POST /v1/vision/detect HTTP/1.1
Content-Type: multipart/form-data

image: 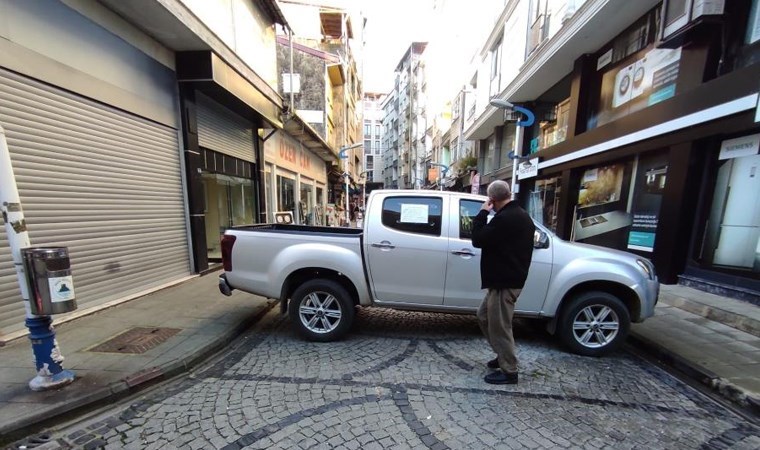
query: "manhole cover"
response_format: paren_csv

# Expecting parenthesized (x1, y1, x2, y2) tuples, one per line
(89, 327, 181, 354)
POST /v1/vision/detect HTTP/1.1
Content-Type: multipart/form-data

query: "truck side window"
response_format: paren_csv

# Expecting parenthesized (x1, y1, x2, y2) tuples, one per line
(381, 197, 442, 236)
(459, 199, 483, 240)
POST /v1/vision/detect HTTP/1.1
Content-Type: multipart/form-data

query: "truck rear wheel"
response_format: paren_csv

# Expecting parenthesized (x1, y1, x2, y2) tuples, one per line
(557, 291, 630, 357)
(288, 279, 355, 342)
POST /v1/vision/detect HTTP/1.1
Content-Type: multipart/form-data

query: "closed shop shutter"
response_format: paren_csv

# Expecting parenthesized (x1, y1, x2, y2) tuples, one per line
(0, 68, 190, 336)
(196, 92, 255, 162)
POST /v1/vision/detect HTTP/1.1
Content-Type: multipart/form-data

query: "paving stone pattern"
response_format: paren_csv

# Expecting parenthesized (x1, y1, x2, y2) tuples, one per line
(18, 309, 760, 449)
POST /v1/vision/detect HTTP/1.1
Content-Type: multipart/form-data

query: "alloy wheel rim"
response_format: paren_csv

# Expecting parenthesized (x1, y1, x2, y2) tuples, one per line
(298, 291, 342, 334)
(572, 305, 620, 348)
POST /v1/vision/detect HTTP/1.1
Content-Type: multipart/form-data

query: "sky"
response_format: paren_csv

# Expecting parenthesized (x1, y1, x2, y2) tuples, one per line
(359, 0, 435, 94)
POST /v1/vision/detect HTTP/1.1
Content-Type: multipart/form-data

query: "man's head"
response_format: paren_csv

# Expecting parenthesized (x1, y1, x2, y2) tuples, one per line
(487, 180, 512, 208)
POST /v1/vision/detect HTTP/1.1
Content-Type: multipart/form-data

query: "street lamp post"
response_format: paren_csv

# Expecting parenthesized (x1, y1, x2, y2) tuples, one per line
(429, 163, 450, 191)
(339, 143, 362, 226)
(488, 99, 535, 200)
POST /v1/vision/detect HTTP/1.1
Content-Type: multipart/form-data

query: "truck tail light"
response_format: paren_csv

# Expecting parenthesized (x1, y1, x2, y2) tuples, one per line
(221, 235, 236, 271)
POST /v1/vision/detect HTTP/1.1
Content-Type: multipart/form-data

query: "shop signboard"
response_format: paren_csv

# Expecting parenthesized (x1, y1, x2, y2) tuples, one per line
(517, 158, 539, 180)
(470, 172, 480, 194)
(719, 133, 760, 160)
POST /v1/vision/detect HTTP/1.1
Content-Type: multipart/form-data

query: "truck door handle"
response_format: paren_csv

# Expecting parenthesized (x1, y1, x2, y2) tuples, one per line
(371, 241, 395, 249)
(451, 249, 475, 257)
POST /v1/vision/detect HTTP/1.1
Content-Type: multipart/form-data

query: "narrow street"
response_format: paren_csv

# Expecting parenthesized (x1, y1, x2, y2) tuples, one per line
(16, 308, 760, 450)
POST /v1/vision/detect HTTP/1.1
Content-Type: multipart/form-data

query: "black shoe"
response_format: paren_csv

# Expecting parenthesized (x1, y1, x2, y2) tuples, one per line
(487, 358, 499, 369)
(484, 371, 518, 385)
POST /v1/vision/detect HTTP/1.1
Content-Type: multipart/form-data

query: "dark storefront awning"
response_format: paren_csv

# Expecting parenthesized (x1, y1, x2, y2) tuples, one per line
(177, 51, 283, 130)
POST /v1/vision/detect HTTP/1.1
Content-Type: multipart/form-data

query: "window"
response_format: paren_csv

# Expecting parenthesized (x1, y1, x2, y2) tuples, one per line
(489, 38, 503, 97)
(381, 196, 442, 236)
(459, 199, 484, 240)
(527, 176, 561, 233)
(364, 123, 371, 137)
(375, 124, 381, 137)
(375, 140, 381, 154)
(364, 139, 371, 154)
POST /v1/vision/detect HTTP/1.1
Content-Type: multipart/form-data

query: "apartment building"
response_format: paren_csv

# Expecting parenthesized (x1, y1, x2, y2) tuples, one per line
(381, 42, 428, 189)
(363, 93, 385, 187)
(381, 91, 399, 189)
(463, 0, 760, 298)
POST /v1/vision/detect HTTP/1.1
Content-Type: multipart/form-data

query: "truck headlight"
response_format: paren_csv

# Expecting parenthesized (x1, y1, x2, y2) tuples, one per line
(636, 259, 655, 280)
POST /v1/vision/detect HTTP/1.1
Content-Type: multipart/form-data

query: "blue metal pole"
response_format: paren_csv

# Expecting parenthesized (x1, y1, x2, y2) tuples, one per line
(0, 123, 75, 391)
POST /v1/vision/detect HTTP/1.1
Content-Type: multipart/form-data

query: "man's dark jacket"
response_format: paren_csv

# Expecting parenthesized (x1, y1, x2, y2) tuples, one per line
(471, 201, 536, 289)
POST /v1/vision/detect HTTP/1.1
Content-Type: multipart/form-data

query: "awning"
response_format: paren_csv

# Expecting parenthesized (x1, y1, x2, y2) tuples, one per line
(282, 113, 340, 163)
(177, 51, 283, 130)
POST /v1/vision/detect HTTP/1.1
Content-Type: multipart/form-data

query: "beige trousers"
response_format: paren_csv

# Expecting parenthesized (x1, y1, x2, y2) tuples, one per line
(477, 288, 521, 374)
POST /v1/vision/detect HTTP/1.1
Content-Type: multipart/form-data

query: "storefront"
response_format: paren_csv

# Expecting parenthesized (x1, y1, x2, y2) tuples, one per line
(176, 50, 283, 272)
(195, 93, 257, 261)
(516, 1, 760, 298)
(0, 0, 190, 339)
(263, 131, 329, 225)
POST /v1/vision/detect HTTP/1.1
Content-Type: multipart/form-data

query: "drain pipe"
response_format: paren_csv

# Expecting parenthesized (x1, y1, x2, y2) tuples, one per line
(0, 123, 75, 391)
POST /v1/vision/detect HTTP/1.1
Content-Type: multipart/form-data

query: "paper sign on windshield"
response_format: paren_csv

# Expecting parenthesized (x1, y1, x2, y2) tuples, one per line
(400, 204, 429, 223)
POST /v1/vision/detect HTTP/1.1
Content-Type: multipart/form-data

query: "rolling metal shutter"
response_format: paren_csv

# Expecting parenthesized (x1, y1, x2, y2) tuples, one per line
(0, 68, 190, 336)
(196, 92, 255, 162)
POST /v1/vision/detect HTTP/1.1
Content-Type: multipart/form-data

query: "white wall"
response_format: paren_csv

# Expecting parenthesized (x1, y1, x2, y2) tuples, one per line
(179, 0, 278, 89)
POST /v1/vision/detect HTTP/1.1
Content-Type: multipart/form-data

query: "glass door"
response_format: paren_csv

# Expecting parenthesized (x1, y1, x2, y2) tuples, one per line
(203, 173, 255, 260)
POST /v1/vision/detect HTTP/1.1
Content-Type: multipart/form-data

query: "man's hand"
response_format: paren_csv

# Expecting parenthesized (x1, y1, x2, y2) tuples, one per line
(481, 199, 493, 212)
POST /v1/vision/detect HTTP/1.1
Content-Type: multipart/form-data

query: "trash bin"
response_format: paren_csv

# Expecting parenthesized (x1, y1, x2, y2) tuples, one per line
(22, 247, 77, 315)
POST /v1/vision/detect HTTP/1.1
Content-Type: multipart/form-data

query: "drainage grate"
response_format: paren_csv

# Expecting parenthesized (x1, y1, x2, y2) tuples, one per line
(88, 327, 181, 354)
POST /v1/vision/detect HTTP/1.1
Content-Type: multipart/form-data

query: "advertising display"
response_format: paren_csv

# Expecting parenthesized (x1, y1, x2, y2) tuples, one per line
(627, 153, 669, 252)
(595, 47, 682, 128)
(572, 163, 633, 248)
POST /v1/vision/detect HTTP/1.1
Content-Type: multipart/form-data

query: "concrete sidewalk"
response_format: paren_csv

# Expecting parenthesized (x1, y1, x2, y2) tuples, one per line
(0, 272, 273, 442)
(0, 277, 758, 443)
(630, 284, 760, 414)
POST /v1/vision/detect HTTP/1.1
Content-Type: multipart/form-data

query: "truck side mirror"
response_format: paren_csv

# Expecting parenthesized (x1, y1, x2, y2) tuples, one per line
(534, 230, 550, 249)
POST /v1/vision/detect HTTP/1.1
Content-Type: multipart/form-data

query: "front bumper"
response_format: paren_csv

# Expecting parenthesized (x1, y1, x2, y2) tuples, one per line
(639, 278, 660, 320)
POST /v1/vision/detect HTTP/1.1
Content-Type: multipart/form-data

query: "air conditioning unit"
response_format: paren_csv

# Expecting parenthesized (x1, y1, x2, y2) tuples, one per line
(659, 0, 725, 48)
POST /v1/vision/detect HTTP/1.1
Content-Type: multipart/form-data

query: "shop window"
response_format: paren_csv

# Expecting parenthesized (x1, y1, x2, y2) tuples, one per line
(626, 152, 669, 252)
(537, 99, 570, 151)
(315, 186, 325, 226)
(571, 162, 634, 249)
(527, 176, 561, 233)
(381, 196, 442, 236)
(203, 173, 255, 260)
(300, 182, 314, 225)
(277, 175, 296, 219)
(500, 124, 515, 168)
(484, 135, 495, 175)
(570, 154, 669, 253)
(701, 150, 760, 273)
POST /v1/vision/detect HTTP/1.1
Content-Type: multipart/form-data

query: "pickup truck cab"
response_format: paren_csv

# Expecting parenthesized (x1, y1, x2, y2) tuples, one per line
(220, 190, 659, 356)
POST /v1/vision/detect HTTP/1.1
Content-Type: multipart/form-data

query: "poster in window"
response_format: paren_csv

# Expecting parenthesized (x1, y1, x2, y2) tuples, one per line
(573, 163, 633, 249)
(596, 47, 682, 128)
(627, 153, 669, 252)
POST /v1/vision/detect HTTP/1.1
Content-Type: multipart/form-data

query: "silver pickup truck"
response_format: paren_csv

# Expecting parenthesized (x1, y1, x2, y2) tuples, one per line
(219, 190, 659, 356)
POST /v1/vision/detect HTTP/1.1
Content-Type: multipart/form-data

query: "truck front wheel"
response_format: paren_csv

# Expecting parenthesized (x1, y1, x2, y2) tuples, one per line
(557, 291, 630, 356)
(288, 279, 355, 342)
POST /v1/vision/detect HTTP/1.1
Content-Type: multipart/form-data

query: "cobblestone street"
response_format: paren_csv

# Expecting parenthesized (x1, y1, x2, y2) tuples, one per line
(22, 308, 760, 449)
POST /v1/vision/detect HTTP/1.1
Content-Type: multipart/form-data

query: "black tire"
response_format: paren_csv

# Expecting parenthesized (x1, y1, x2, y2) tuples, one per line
(288, 279, 355, 342)
(557, 291, 630, 357)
